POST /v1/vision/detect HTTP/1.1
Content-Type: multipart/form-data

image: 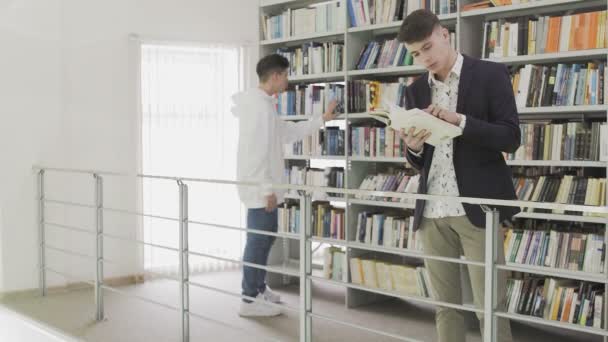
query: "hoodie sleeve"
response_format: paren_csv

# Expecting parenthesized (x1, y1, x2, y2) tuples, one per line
(277, 113, 324, 145)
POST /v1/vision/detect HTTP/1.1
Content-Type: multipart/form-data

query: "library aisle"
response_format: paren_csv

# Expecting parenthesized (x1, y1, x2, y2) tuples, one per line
(0, 270, 596, 342)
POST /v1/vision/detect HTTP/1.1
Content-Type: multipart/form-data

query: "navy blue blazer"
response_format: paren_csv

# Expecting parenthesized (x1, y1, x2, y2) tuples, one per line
(404, 55, 521, 230)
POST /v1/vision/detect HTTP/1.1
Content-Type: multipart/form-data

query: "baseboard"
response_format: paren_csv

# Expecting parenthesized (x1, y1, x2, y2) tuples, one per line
(0, 274, 145, 301)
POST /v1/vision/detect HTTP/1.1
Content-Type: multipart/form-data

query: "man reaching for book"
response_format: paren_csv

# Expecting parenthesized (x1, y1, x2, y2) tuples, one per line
(397, 9, 521, 342)
(232, 54, 338, 317)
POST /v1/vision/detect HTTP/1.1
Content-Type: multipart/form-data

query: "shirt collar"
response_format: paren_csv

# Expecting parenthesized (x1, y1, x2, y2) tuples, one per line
(428, 53, 463, 87)
(254, 86, 277, 103)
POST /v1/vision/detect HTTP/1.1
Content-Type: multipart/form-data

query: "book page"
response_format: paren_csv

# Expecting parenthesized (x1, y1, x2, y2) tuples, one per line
(370, 103, 462, 146)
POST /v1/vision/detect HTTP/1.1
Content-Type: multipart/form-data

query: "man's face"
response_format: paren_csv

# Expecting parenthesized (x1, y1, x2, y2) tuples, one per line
(404, 26, 451, 75)
(272, 70, 289, 93)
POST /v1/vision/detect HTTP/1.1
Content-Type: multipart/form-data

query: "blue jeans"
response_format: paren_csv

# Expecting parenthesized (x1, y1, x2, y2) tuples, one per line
(242, 207, 277, 302)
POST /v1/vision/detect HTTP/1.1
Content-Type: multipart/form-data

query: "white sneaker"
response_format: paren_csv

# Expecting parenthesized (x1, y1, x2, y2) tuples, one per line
(238, 297, 281, 317)
(262, 286, 281, 303)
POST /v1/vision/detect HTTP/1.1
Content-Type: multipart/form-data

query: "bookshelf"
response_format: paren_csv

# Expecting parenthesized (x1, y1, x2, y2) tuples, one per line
(259, 0, 608, 338)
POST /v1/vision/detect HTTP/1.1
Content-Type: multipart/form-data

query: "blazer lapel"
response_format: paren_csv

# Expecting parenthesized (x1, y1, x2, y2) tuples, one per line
(418, 72, 432, 109)
(456, 55, 474, 114)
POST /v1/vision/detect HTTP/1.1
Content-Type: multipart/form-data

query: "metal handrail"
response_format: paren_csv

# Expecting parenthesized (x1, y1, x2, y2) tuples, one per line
(33, 165, 608, 342)
(32, 165, 608, 215)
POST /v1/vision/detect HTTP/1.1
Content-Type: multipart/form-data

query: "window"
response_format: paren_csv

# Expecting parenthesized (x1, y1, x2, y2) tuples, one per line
(140, 43, 245, 275)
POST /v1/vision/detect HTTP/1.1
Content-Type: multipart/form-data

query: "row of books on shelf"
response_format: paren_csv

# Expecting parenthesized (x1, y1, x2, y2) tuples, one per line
(280, 61, 605, 112)
(285, 166, 345, 197)
(506, 276, 604, 328)
(506, 122, 607, 162)
(348, 0, 456, 28)
(278, 204, 302, 234)
(350, 125, 407, 158)
(356, 38, 412, 70)
(512, 175, 607, 214)
(313, 203, 346, 239)
(347, 78, 415, 113)
(322, 247, 347, 281)
(284, 119, 606, 162)
(355, 213, 421, 250)
(276, 42, 344, 77)
(262, 2, 345, 40)
(356, 171, 420, 203)
(277, 201, 346, 239)
(285, 127, 346, 156)
(504, 225, 605, 274)
(482, 10, 608, 59)
(512, 62, 606, 108)
(278, 83, 345, 116)
(355, 33, 454, 70)
(350, 257, 432, 297)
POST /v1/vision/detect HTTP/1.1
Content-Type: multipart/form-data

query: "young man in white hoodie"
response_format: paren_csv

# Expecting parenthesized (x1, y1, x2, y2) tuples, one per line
(232, 54, 338, 317)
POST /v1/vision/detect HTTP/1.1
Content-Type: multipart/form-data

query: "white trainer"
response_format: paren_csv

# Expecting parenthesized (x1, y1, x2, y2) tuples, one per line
(238, 296, 281, 317)
(262, 286, 281, 303)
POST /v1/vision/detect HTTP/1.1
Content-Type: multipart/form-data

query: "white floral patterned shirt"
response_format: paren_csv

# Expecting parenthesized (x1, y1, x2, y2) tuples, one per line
(423, 53, 466, 218)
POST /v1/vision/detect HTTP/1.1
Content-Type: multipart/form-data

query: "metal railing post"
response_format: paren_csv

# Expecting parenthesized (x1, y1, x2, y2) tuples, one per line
(484, 208, 500, 342)
(299, 192, 313, 342)
(178, 180, 190, 342)
(94, 174, 105, 321)
(38, 169, 46, 297)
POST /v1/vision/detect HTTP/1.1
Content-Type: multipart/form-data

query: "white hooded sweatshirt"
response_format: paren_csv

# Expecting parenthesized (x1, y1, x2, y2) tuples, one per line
(231, 87, 324, 209)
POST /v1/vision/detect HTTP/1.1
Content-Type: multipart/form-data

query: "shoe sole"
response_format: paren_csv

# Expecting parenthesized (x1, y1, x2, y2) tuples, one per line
(263, 296, 281, 304)
(238, 312, 282, 318)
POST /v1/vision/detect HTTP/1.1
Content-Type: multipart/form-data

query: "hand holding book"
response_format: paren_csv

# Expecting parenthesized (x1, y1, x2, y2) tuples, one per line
(370, 103, 463, 147)
(424, 104, 462, 127)
(399, 127, 431, 153)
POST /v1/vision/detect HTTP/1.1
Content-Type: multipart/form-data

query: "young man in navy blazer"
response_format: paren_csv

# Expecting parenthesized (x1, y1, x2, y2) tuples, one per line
(398, 9, 520, 342)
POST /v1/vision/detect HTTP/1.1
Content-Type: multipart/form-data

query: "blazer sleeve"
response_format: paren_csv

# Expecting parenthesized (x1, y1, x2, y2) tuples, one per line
(461, 64, 521, 154)
(406, 149, 424, 171)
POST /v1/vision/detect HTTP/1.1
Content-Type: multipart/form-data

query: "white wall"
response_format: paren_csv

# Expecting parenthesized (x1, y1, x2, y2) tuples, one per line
(0, 0, 68, 292)
(1, 0, 258, 292)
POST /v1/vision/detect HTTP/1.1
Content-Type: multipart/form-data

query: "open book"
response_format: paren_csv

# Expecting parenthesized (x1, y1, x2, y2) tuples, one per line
(370, 103, 462, 147)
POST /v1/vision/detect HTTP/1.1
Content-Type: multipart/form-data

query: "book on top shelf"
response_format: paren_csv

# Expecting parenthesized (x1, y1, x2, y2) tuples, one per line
(348, 0, 456, 28)
(370, 103, 462, 146)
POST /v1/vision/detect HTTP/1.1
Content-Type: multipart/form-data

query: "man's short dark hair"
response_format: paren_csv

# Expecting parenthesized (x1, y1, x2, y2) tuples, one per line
(256, 54, 290, 82)
(397, 9, 440, 44)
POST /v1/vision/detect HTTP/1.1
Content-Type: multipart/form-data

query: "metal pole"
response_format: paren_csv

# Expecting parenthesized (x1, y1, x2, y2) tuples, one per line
(38, 169, 46, 297)
(299, 193, 313, 342)
(94, 174, 104, 321)
(483, 209, 499, 342)
(178, 180, 190, 342)
(601, 31, 608, 342)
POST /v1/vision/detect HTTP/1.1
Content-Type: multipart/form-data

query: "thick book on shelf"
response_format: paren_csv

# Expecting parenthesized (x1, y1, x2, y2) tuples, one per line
(370, 104, 462, 146)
